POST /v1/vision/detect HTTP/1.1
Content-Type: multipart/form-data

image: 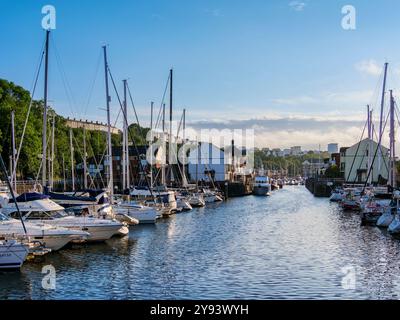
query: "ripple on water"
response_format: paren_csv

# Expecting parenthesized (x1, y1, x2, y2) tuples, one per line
(1, 186, 400, 299)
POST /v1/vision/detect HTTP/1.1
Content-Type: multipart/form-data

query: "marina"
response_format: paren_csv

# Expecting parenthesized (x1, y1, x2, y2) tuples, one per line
(3, 186, 400, 299)
(2, 1, 400, 304)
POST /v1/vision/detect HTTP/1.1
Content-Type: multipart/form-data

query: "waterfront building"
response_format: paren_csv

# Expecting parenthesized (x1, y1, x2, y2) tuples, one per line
(327, 143, 339, 154)
(290, 146, 302, 156)
(340, 138, 389, 183)
(302, 159, 328, 178)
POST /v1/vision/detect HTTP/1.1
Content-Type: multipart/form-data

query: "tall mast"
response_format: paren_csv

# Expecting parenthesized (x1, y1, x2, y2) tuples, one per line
(62, 154, 66, 192)
(103, 45, 114, 196)
(169, 69, 174, 184)
(42, 30, 50, 188)
(379, 63, 389, 140)
(70, 128, 75, 191)
(390, 90, 396, 187)
(83, 127, 88, 189)
(11, 110, 16, 192)
(378, 63, 389, 175)
(50, 114, 55, 190)
(182, 108, 186, 186)
(122, 80, 127, 191)
(161, 103, 166, 186)
(367, 105, 372, 185)
(150, 101, 154, 188)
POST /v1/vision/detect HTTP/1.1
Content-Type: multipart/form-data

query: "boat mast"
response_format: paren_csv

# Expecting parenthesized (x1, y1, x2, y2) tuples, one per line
(378, 63, 389, 175)
(150, 101, 154, 188)
(169, 69, 174, 185)
(83, 127, 88, 189)
(62, 154, 66, 192)
(69, 128, 75, 191)
(50, 114, 55, 190)
(122, 80, 127, 191)
(42, 30, 50, 188)
(182, 108, 186, 187)
(103, 45, 114, 196)
(367, 105, 372, 185)
(11, 110, 16, 192)
(161, 103, 166, 186)
(390, 90, 396, 188)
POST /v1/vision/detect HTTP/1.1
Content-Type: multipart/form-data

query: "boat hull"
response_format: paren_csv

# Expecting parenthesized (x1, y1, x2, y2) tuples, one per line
(0, 241, 29, 270)
(253, 186, 270, 196)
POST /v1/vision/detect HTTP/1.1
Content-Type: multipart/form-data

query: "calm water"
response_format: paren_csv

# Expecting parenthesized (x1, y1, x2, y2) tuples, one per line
(2, 186, 400, 300)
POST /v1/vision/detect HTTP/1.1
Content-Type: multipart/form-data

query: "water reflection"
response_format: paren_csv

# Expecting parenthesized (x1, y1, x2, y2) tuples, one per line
(2, 186, 400, 299)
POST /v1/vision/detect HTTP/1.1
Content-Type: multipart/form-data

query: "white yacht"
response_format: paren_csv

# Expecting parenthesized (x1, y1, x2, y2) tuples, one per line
(187, 193, 206, 207)
(0, 238, 29, 270)
(2, 192, 127, 242)
(202, 189, 223, 203)
(176, 196, 193, 212)
(0, 212, 88, 251)
(45, 189, 113, 218)
(113, 201, 160, 224)
(130, 187, 178, 214)
(252, 175, 271, 196)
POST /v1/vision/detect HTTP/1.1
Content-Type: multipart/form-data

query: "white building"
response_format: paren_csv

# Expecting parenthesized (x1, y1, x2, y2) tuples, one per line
(187, 142, 228, 182)
(327, 143, 339, 154)
(290, 146, 302, 156)
(341, 138, 389, 183)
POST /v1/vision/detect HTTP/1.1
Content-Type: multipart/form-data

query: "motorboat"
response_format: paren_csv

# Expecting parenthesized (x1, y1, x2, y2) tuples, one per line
(130, 187, 177, 214)
(360, 192, 393, 225)
(252, 175, 271, 196)
(202, 189, 223, 203)
(187, 193, 206, 207)
(2, 192, 126, 242)
(44, 188, 114, 218)
(329, 188, 344, 202)
(0, 238, 29, 270)
(113, 201, 160, 224)
(176, 196, 193, 212)
(0, 212, 88, 251)
(341, 189, 362, 211)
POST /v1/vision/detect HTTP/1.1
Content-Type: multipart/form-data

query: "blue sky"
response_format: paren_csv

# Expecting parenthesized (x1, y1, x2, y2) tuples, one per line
(1, 0, 400, 149)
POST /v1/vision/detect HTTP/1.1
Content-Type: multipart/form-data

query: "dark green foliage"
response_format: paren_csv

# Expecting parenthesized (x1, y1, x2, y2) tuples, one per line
(0, 79, 147, 180)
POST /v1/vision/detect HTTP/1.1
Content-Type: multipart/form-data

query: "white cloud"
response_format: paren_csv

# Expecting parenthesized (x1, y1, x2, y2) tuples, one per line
(289, 1, 306, 11)
(271, 90, 374, 110)
(187, 116, 367, 150)
(355, 59, 383, 76)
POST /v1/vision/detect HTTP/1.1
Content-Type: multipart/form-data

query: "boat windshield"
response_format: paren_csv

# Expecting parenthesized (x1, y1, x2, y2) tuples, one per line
(52, 210, 70, 218)
(0, 213, 9, 221)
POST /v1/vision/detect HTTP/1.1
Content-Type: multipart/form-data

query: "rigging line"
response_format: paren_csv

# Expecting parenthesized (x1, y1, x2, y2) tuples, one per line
(126, 82, 141, 128)
(363, 110, 391, 190)
(72, 134, 96, 188)
(346, 119, 368, 182)
(372, 125, 390, 177)
(155, 73, 171, 129)
(0, 155, 27, 234)
(176, 111, 184, 138)
(84, 50, 102, 116)
(108, 66, 157, 199)
(12, 45, 45, 184)
(86, 138, 106, 188)
(52, 35, 77, 118)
